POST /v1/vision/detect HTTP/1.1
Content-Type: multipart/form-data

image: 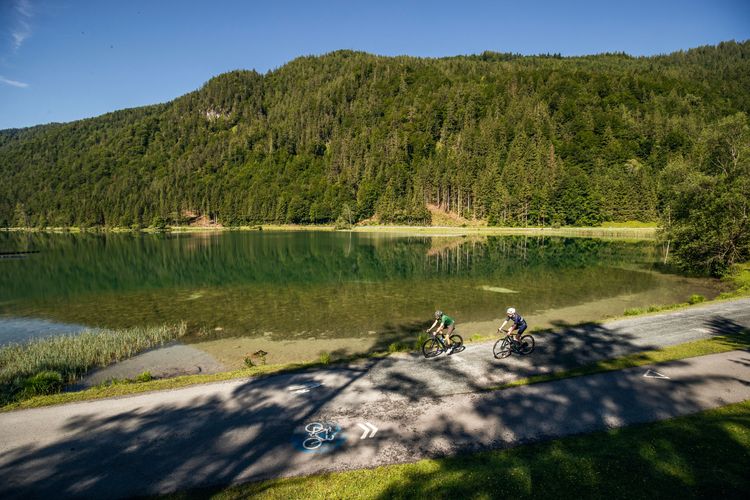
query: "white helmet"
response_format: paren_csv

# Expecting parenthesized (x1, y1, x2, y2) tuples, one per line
(506, 307, 516, 316)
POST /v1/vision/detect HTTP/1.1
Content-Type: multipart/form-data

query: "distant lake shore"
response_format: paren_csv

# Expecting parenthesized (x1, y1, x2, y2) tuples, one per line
(1, 223, 658, 240)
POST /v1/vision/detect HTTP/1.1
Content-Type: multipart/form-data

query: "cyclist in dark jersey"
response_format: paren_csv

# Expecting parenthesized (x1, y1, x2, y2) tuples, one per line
(426, 310, 457, 353)
(498, 307, 527, 342)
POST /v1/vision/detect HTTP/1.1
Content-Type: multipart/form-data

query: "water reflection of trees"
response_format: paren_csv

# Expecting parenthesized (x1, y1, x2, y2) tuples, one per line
(0, 232, 691, 341)
(1, 232, 656, 302)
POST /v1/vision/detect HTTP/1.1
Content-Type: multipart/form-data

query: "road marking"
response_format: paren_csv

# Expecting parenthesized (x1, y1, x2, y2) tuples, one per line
(288, 382, 323, 393)
(297, 421, 344, 453)
(357, 422, 378, 439)
(478, 285, 519, 293)
(643, 369, 670, 379)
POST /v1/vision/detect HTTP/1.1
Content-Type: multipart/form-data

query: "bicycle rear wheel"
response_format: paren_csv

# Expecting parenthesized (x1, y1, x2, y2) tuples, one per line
(422, 338, 442, 358)
(303, 437, 323, 450)
(518, 335, 535, 355)
(449, 334, 465, 353)
(493, 337, 511, 359)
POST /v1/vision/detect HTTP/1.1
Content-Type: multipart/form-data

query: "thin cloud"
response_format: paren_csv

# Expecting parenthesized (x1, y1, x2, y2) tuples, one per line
(15, 0, 32, 17)
(11, 0, 34, 51)
(0, 75, 29, 88)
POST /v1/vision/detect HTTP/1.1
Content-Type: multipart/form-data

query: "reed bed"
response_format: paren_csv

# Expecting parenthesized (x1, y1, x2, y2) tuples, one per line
(0, 322, 186, 403)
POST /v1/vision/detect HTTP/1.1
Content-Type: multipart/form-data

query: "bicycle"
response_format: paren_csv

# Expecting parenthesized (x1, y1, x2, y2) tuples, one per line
(422, 331, 464, 358)
(302, 421, 341, 450)
(493, 328, 535, 359)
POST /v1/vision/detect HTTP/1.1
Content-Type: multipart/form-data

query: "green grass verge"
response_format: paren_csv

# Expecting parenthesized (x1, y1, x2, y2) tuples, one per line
(485, 331, 749, 391)
(623, 293, 707, 316)
(167, 399, 750, 499)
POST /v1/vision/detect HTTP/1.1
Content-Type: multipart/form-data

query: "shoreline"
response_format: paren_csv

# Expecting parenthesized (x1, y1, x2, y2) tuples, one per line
(1, 223, 658, 240)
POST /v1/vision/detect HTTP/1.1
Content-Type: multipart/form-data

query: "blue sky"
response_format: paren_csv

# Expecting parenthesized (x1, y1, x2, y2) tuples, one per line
(0, 0, 748, 130)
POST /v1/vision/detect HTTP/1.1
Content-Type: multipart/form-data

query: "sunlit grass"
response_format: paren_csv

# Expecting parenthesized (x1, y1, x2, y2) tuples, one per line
(168, 400, 750, 499)
(600, 220, 658, 228)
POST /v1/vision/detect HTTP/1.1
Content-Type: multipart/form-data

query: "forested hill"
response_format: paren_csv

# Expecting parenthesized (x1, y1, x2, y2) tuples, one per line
(1, 40, 749, 229)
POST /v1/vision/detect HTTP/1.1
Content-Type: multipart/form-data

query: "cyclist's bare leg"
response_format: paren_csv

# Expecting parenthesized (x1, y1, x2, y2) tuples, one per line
(445, 324, 455, 346)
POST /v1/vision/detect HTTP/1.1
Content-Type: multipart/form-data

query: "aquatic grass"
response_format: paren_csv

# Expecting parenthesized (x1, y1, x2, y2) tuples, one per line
(0, 323, 186, 404)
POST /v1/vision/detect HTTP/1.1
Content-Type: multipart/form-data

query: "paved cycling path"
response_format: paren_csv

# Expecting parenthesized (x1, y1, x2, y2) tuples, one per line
(0, 299, 748, 498)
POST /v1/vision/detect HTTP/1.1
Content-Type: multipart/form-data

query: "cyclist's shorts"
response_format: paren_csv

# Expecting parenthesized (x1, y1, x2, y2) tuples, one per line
(444, 324, 455, 335)
(517, 323, 527, 335)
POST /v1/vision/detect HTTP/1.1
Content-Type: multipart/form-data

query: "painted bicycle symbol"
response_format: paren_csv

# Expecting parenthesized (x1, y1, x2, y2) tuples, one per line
(302, 421, 341, 450)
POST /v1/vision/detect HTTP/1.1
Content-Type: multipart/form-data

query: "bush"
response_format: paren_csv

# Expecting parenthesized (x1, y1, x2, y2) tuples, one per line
(688, 294, 706, 305)
(22, 371, 63, 397)
(414, 333, 430, 349)
(388, 342, 410, 353)
(319, 352, 331, 365)
(134, 371, 153, 383)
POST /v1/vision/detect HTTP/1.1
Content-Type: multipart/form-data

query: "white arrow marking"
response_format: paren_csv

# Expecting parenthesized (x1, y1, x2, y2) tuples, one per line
(643, 369, 670, 379)
(287, 382, 323, 393)
(357, 422, 378, 439)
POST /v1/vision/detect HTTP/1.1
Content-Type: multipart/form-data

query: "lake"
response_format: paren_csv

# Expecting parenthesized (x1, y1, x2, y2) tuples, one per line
(0, 230, 724, 367)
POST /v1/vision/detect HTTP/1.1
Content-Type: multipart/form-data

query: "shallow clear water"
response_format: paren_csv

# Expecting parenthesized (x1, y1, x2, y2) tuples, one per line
(0, 231, 723, 347)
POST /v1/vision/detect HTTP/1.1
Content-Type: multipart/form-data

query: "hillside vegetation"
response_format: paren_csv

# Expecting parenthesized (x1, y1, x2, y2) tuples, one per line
(1, 41, 748, 272)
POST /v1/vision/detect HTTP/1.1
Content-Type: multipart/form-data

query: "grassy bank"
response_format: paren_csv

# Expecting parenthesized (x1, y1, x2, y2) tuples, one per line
(169, 399, 750, 499)
(0, 323, 186, 405)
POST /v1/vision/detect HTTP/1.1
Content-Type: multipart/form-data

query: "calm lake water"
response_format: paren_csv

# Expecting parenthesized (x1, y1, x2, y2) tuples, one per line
(0, 231, 724, 352)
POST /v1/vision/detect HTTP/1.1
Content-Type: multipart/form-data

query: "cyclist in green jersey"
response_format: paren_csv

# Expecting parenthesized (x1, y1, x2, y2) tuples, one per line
(426, 310, 457, 353)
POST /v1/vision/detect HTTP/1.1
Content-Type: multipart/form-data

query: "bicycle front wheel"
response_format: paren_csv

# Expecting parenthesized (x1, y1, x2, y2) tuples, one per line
(493, 337, 511, 359)
(422, 338, 442, 358)
(305, 422, 325, 434)
(518, 335, 535, 355)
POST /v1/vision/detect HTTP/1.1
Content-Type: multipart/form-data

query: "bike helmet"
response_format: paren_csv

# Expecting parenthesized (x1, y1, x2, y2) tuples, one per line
(434, 310, 443, 319)
(506, 307, 516, 316)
